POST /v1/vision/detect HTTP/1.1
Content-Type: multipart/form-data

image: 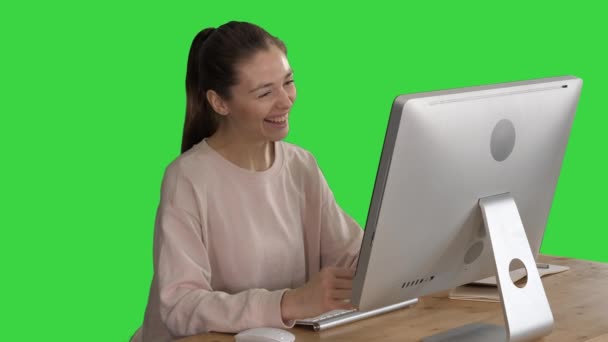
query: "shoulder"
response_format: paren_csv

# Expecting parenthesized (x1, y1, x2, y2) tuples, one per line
(166, 140, 220, 177)
(159, 142, 216, 199)
(279, 141, 327, 189)
(280, 140, 319, 169)
(280, 141, 334, 205)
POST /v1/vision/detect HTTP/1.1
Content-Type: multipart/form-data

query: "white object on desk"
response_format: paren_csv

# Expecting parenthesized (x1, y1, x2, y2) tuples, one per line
(471, 263, 570, 287)
(295, 297, 418, 331)
(450, 263, 571, 302)
(234, 327, 295, 342)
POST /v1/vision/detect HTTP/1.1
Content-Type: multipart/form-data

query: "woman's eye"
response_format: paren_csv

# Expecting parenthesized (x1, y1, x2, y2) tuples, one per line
(258, 81, 293, 98)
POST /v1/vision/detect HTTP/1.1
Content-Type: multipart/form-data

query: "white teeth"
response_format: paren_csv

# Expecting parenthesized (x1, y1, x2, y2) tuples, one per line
(266, 115, 287, 123)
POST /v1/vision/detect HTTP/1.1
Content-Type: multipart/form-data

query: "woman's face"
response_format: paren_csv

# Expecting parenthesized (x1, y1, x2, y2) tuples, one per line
(219, 45, 296, 142)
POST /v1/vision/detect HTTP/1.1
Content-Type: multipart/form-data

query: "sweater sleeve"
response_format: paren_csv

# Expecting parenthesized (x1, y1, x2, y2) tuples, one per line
(313, 160, 364, 270)
(154, 164, 295, 336)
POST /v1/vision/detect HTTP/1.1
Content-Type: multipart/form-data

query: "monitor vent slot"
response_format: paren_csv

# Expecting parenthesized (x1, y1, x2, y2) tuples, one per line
(401, 275, 435, 288)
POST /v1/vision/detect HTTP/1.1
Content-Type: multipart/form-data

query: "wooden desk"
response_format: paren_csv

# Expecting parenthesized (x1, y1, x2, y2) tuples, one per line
(176, 255, 608, 342)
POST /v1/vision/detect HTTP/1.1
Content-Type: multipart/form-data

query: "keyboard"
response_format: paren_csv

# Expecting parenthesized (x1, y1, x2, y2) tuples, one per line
(300, 308, 357, 323)
(295, 298, 419, 331)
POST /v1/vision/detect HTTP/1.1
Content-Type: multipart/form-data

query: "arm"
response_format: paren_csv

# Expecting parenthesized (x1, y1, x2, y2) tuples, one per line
(319, 192, 364, 269)
(154, 166, 294, 336)
(279, 157, 363, 319)
(311, 158, 364, 269)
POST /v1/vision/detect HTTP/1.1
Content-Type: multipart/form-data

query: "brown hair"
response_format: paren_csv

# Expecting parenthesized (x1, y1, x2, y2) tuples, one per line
(181, 21, 287, 153)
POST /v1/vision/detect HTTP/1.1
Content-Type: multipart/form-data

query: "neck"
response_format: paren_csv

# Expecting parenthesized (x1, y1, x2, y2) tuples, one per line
(206, 126, 275, 172)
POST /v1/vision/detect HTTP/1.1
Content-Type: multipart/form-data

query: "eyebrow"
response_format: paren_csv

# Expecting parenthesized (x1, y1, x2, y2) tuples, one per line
(248, 70, 294, 93)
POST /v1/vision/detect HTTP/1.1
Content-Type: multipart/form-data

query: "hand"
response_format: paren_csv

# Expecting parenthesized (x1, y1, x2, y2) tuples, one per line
(281, 267, 356, 321)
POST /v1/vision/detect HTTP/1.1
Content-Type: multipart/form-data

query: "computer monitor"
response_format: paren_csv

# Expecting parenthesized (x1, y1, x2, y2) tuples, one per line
(351, 76, 583, 341)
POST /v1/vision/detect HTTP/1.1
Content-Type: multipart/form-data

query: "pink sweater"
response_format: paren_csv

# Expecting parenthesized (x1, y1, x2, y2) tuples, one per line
(133, 139, 363, 341)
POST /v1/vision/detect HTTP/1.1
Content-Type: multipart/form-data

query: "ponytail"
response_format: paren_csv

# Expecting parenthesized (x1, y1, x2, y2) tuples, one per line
(181, 28, 218, 154)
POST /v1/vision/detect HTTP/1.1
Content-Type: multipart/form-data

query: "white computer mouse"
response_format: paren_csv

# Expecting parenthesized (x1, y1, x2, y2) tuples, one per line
(234, 327, 295, 342)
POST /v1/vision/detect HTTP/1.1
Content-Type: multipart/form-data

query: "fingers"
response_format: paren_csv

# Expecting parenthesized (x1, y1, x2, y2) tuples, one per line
(319, 271, 353, 290)
(331, 267, 356, 279)
(321, 293, 355, 312)
(332, 299, 357, 311)
(331, 289, 352, 300)
(333, 278, 353, 289)
(314, 267, 358, 313)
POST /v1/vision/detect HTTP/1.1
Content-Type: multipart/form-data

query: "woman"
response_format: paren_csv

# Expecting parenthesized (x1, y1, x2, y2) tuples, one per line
(132, 21, 363, 342)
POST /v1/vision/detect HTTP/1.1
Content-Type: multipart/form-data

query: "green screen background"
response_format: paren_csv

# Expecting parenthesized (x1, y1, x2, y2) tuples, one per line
(1, 1, 606, 341)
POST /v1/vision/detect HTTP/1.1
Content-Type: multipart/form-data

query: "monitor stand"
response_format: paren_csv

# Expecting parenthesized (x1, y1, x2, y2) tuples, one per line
(422, 193, 554, 342)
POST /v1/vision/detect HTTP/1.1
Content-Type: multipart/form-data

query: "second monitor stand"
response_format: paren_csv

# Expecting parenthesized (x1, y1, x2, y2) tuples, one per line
(423, 193, 554, 342)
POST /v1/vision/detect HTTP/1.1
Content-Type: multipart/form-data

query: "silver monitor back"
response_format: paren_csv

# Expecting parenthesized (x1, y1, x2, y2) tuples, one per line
(352, 76, 582, 311)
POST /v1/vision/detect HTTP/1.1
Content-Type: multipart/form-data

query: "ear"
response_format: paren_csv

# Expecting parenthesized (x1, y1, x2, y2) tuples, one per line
(206, 90, 230, 116)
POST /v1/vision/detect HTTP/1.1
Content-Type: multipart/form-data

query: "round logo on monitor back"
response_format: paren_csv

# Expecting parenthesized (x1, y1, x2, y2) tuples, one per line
(490, 119, 516, 162)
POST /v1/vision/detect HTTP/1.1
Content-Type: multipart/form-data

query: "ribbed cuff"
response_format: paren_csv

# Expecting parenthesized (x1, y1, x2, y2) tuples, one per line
(258, 289, 296, 329)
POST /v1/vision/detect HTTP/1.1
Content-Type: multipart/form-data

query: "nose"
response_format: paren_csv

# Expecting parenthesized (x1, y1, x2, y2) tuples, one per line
(276, 86, 294, 110)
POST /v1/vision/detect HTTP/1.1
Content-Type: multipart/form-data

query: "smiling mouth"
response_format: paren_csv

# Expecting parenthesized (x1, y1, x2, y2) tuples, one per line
(264, 114, 288, 124)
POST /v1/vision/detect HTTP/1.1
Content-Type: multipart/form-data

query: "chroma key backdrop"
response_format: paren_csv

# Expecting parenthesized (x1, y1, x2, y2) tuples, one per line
(1, 1, 606, 341)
